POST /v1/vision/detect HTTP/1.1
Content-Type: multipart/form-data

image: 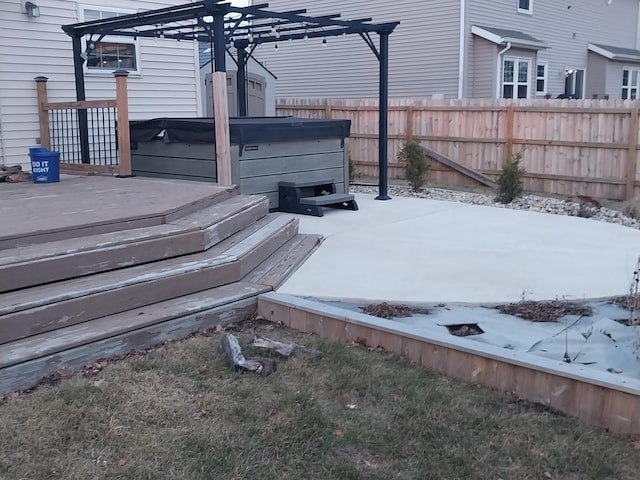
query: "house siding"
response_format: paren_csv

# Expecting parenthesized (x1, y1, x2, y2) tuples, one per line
(252, 0, 461, 99)
(0, 0, 199, 166)
(586, 51, 608, 98)
(470, 36, 497, 98)
(465, 0, 640, 98)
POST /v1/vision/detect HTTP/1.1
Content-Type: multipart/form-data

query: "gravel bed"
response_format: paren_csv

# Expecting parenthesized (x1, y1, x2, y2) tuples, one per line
(350, 184, 640, 230)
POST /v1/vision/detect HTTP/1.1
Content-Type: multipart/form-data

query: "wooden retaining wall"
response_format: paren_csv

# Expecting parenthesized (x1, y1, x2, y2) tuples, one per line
(276, 98, 640, 200)
(258, 292, 640, 436)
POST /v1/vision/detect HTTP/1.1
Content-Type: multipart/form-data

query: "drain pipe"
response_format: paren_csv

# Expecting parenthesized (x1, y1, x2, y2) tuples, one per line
(495, 41, 512, 98)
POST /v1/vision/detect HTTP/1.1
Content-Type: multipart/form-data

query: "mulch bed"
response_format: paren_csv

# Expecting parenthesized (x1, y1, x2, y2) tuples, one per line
(496, 300, 592, 322)
(361, 302, 429, 319)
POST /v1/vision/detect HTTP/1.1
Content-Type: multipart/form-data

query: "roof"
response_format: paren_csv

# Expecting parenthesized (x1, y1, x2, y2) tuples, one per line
(198, 43, 277, 78)
(588, 43, 640, 62)
(471, 25, 548, 50)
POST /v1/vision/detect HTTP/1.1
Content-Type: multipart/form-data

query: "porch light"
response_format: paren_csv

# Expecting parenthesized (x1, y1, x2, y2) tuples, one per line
(25, 1, 40, 18)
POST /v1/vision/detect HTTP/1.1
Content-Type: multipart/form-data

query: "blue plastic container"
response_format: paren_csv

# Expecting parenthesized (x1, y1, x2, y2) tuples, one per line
(30, 148, 60, 184)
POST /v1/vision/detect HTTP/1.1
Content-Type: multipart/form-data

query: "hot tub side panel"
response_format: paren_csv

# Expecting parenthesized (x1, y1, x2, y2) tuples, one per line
(131, 141, 221, 183)
(234, 138, 347, 209)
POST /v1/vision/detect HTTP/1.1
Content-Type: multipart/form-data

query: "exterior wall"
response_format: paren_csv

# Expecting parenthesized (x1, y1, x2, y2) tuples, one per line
(0, 0, 200, 166)
(251, 0, 461, 99)
(470, 36, 497, 98)
(586, 51, 608, 98)
(465, 0, 640, 98)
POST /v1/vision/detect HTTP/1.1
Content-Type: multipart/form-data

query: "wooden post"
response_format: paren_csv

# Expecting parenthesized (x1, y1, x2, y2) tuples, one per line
(505, 106, 515, 160)
(626, 108, 639, 199)
(212, 71, 232, 186)
(34, 76, 50, 149)
(406, 106, 414, 142)
(114, 70, 132, 177)
(325, 104, 332, 119)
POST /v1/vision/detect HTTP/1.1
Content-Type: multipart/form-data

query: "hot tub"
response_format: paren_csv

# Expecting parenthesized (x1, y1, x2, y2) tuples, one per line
(129, 117, 351, 209)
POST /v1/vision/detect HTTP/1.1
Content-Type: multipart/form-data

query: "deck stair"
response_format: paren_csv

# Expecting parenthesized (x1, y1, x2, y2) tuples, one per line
(0, 186, 321, 394)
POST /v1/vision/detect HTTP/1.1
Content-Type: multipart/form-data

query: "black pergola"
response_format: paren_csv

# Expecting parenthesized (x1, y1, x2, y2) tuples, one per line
(62, 0, 399, 199)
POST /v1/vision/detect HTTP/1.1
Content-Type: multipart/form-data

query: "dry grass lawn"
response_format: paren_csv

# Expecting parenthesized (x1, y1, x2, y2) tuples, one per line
(1, 320, 639, 480)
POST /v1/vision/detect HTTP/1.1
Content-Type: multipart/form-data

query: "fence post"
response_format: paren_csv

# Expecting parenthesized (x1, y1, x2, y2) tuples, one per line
(406, 106, 414, 142)
(325, 104, 332, 119)
(114, 70, 132, 177)
(505, 106, 515, 160)
(626, 108, 639, 199)
(34, 76, 50, 149)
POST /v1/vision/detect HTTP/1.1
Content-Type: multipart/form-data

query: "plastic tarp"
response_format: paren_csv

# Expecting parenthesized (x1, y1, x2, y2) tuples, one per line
(129, 117, 351, 146)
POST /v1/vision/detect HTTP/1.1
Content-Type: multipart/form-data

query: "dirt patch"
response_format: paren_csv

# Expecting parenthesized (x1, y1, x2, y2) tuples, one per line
(445, 323, 484, 337)
(361, 302, 429, 319)
(496, 300, 592, 322)
(610, 295, 640, 311)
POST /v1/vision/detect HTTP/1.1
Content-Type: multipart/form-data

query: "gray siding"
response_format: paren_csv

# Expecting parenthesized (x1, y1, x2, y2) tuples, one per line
(586, 51, 608, 98)
(252, 0, 461, 99)
(0, 0, 200, 167)
(470, 37, 497, 98)
(465, 0, 640, 98)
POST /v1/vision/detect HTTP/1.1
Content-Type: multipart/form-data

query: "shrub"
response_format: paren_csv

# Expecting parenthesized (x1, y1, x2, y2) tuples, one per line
(495, 153, 526, 204)
(348, 156, 357, 183)
(398, 141, 430, 192)
(622, 194, 640, 220)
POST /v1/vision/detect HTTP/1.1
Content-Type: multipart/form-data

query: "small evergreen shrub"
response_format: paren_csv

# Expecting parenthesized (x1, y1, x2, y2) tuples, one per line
(496, 153, 526, 204)
(398, 141, 430, 192)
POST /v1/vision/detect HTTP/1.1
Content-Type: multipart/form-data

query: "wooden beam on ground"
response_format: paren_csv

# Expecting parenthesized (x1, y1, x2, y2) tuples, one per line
(421, 146, 497, 189)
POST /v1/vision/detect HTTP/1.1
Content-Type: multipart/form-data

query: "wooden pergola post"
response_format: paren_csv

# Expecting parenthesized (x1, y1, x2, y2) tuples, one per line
(212, 14, 232, 186)
(114, 70, 132, 177)
(34, 76, 50, 149)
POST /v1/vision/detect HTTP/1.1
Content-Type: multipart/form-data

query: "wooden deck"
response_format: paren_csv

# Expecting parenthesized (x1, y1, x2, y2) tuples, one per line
(0, 175, 234, 248)
(0, 175, 322, 394)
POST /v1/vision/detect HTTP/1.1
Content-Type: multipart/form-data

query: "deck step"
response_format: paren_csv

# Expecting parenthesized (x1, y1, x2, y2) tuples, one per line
(242, 234, 323, 289)
(0, 184, 237, 250)
(0, 282, 267, 395)
(0, 195, 269, 293)
(0, 214, 299, 344)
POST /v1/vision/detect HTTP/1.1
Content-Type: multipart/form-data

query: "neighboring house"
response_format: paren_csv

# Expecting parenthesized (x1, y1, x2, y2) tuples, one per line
(198, 43, 277, 117)
(252, 0, 640, 100)
(0, 0, 202, 167)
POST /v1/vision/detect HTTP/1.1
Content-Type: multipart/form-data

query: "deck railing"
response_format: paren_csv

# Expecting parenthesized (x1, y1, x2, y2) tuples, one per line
(35, 72, 131, 176)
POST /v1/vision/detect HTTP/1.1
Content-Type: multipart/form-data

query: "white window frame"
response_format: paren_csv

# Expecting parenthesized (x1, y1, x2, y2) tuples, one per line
(501, 57, 532, 99)
(622, 66, 640, 100)
(79, 4, 142, 77)
(517, 0, 533, 15)
(535, 63, 548, 96)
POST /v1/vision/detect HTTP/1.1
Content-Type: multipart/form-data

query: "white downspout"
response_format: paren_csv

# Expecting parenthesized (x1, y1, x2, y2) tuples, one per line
(457, 0, 466, 98)
(636, 0, 640, 49)
(495, 41, 512, 98)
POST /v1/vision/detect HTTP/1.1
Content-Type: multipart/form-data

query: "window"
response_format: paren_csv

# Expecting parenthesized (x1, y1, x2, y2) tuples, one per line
(622, 67, 639, 100)
(518, 0, 532, 14)
(81, 6, 140, 74)
(502, 58, 531, 99)
(535, 63, 547, 96)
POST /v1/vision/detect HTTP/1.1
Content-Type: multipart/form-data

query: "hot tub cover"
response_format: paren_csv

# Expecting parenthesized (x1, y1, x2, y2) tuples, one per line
(129, 117, 351, 145)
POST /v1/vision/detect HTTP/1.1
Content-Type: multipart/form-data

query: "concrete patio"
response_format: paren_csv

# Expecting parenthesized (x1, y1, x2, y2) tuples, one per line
(277, 193, 640, 304)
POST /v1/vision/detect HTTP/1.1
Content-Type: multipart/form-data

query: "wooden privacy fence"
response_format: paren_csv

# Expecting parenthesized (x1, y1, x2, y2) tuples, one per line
(276, 98, 640, 200)
(35, 72, 131, 176)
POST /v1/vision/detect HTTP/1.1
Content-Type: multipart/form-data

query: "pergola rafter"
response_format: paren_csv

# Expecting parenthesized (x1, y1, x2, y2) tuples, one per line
(62, 0, 399, 198)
